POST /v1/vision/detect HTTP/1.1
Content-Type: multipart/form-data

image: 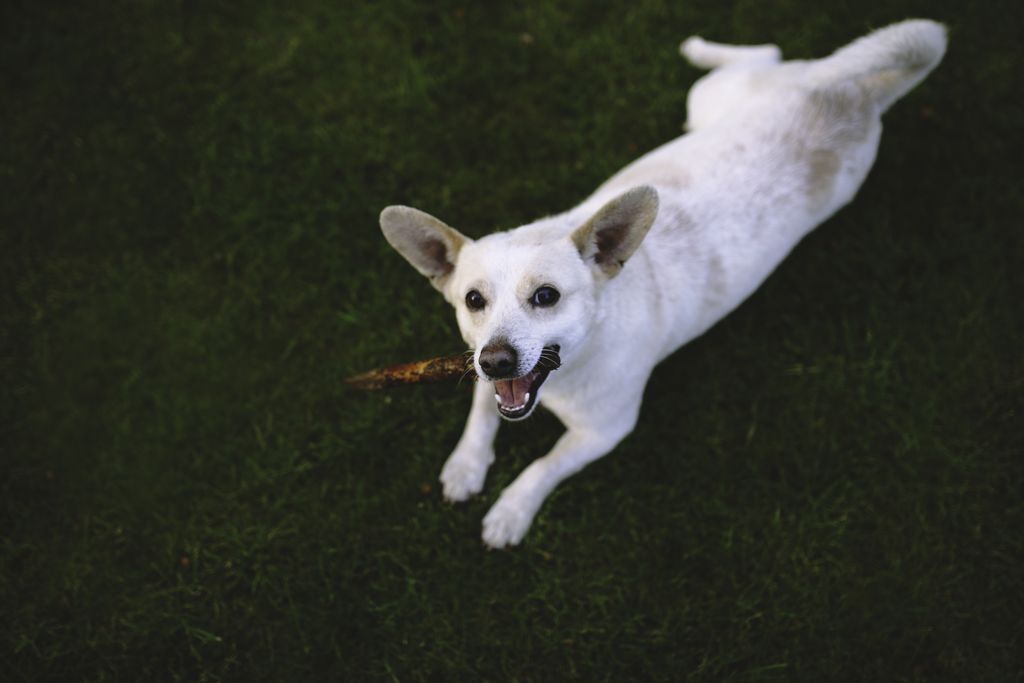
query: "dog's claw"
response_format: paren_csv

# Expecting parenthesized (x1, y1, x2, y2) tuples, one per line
(481, 496, 536, 548)
(439, 457, 489, 502)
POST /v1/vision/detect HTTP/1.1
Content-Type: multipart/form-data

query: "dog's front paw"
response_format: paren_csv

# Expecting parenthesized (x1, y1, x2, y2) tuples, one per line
(439, 453, 491, 502)
(481, 494, 539, 549)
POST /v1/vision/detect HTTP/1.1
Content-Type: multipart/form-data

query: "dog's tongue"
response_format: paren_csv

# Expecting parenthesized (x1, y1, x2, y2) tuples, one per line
(495, 374, 533, 407)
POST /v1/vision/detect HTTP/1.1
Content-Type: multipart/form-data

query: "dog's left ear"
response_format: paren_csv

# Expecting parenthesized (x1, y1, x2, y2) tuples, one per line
(380, 205, 470, 292)
(571, 185, 659, 277)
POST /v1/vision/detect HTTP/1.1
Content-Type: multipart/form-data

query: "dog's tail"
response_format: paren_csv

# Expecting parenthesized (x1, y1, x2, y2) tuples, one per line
(810, 19, 947, 112)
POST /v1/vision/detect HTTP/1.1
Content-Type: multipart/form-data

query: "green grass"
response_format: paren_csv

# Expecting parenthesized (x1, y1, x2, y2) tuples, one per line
(3, 0, 1022, 680)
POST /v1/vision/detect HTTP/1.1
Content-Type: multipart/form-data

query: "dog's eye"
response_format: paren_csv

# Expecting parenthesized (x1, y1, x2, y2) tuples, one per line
(465, 289, 487, 311)
(530, 286, 560, 308)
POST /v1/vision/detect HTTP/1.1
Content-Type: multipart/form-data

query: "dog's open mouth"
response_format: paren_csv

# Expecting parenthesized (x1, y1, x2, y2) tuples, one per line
(492, 345, 561, 420)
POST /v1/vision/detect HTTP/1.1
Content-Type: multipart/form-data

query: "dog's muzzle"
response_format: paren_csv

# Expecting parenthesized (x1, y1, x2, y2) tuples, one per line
(488, 345, 561, 420)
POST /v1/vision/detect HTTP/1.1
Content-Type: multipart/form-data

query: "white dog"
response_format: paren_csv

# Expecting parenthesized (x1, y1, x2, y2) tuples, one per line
(380, 20, 946, 548)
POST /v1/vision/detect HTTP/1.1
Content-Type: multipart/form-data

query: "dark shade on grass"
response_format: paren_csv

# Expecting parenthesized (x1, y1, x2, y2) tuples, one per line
(3, 0, 1022, 680)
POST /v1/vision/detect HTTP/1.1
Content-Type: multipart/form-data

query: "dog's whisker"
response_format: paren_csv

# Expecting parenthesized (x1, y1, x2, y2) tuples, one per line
(538, 347, 562, 371)
(454, 349, 477, 388)
(456, 361, 478, 388)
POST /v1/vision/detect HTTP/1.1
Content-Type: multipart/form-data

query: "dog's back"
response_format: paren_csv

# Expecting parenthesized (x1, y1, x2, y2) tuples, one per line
(587, 20, 948, 356)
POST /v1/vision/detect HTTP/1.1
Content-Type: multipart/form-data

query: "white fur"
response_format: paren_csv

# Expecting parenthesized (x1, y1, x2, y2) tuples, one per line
(380, 20, 946, 548)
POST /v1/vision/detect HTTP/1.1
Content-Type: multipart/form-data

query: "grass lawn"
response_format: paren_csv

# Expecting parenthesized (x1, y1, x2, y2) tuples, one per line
(3, 0, 1022, 680)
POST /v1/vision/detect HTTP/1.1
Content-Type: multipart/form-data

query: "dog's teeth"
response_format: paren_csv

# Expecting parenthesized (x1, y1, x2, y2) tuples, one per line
(496, 390, 535, 413)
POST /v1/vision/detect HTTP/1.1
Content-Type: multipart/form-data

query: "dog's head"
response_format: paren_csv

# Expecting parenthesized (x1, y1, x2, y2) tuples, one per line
(380, 185, 658, 420)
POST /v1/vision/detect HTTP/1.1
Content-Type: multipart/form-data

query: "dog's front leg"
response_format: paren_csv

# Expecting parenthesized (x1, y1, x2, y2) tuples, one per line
(481, 422, 632, 548)
(440, 379, 500, 501)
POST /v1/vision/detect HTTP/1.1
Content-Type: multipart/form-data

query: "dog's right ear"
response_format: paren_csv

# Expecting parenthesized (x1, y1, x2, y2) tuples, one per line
(380, 206, 470, 292)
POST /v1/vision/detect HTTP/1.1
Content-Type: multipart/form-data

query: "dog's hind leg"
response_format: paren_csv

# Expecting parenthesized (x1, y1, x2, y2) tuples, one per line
(680, 37, 783, 131)
(680, 36, 781, 70)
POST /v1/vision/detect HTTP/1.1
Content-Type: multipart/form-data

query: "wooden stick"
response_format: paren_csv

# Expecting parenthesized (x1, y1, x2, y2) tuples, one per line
(345, 353, 474, 390)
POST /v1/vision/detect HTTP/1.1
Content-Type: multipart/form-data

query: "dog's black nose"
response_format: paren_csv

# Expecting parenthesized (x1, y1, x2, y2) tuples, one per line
(479, 341, 518, 379)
